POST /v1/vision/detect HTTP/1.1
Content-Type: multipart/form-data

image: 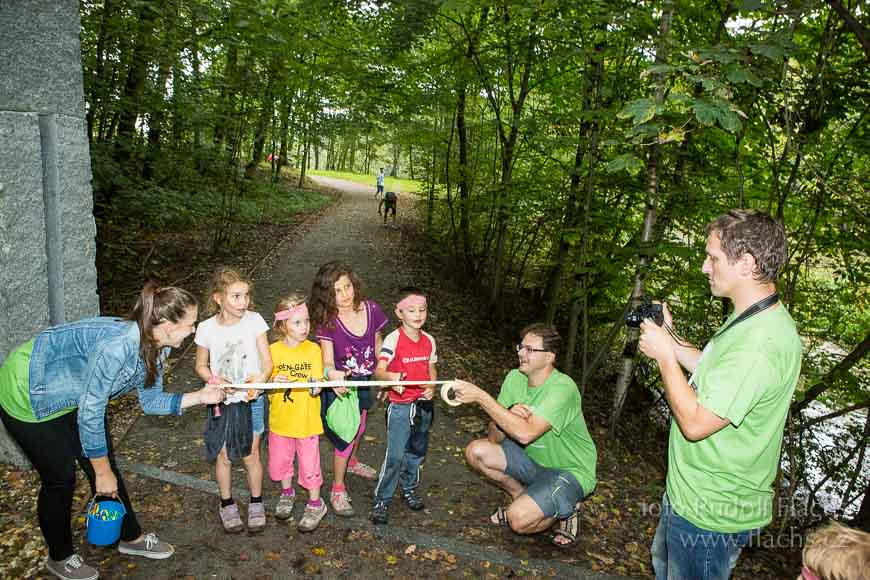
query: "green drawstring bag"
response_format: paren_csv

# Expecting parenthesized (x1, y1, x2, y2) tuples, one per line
(326, 389, 360, 443)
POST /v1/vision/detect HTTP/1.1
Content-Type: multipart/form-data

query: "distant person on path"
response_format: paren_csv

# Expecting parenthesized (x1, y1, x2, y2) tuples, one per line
(267, 293, 328, 533)
(382, 190, 398, 227)
(451, 323, 597, 549)
(371, 286, 438, 525)
(376, 168, 385, 200)
(194, 267, 272, 534)
(0, 282, 225, 580)
(310, 261, 388, 517)
(638, 209, 802, 580)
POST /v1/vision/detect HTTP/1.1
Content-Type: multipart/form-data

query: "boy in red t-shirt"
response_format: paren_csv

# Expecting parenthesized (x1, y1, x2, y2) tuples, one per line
(371, 287, 438, 524)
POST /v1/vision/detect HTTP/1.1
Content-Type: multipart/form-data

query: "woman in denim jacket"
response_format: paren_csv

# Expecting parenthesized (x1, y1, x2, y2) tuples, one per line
(0, 283, 226, 580)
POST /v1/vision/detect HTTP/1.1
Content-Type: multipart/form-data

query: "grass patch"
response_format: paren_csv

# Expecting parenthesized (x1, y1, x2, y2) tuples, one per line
(308, 169, 424, 194)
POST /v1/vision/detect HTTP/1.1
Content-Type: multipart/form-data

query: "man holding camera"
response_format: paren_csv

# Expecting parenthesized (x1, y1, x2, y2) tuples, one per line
(451, 324, 597, 548)
(639, 209, 802, 579)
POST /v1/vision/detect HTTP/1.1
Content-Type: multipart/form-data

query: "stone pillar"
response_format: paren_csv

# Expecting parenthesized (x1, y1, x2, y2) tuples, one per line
(0, 0, 100, 468)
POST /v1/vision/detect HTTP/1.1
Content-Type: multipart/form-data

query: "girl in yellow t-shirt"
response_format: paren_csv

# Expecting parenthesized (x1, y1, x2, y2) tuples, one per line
(269, 294, 326, 532)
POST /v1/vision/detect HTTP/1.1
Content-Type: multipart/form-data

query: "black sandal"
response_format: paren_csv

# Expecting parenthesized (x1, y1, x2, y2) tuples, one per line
(551, 507, 580, 549)
(489, 506, 509, 527)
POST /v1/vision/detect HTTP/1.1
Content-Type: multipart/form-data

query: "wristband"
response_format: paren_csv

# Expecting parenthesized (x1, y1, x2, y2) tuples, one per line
(323, 367, 332, 380)
(207, 375, 221, 385)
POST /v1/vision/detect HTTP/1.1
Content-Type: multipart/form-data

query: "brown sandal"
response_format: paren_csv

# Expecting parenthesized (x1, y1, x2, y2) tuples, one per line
(551, 507, 580, 549)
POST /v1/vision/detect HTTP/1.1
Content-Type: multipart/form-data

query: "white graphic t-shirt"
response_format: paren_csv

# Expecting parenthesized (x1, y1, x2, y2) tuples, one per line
(194, 311, 269, 384)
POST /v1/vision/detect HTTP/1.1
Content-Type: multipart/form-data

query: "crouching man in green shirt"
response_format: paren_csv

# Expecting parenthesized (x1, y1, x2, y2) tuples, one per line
(639, 209, 802, 580)
(451, 324, 597, 549)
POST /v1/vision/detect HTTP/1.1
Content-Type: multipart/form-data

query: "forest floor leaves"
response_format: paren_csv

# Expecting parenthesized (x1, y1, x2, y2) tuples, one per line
(0, 174, 801, 578)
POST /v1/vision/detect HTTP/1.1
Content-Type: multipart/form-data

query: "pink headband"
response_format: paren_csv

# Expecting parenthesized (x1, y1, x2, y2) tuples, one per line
(397, 295, 426, 310)
(274, 303, 308, 323)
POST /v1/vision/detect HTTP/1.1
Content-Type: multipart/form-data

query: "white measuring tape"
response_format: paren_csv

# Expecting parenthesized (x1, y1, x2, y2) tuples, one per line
(217, 380, 463, 407)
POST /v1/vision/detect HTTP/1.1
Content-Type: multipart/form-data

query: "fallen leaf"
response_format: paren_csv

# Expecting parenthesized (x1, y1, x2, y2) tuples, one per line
(587, 551, 615, 565)
(405, 545, 417, 555)
(312, 547, 326, 557)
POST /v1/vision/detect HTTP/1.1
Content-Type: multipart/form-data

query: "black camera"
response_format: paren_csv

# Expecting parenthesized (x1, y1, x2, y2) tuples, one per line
(625, 299, 664, 327)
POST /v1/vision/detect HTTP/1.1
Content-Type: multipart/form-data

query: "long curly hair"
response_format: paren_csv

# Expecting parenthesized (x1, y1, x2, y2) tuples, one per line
(309, 261, 365, 332)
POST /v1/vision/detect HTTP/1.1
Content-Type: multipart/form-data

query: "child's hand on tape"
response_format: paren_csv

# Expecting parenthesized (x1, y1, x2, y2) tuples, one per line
(392, 372, 406, 395)
(244, 376, 263, 401)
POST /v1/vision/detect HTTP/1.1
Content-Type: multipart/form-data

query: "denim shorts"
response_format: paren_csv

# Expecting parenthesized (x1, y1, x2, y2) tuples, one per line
(500, 438, 583, 519)
(250, 395, 265, 435)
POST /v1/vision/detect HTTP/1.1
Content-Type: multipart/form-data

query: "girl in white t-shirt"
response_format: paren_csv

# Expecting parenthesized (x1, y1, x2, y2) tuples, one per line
(194, 267, 272, 534)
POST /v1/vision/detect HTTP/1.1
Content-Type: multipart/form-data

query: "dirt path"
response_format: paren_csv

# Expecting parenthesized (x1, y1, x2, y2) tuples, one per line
(75, 177, 625, 579)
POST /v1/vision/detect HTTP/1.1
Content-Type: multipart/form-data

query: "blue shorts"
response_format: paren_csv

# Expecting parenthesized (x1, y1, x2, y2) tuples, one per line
(500, 438, 584, 519)
(251, 395, 265, 435)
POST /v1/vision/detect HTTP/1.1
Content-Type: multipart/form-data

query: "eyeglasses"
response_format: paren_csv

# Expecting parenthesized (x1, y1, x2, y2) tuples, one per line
(516, 343, 549, 353)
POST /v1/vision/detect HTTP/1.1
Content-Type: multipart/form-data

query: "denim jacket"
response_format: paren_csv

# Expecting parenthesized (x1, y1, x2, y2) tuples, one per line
(28, 317, 183, 457)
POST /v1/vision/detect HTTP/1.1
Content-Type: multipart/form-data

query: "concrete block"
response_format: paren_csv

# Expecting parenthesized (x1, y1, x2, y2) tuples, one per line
(0, 0, 86, 117)
(0, 112, 50, 359)
(0, 112, 48, 469)
(56, 114, 99, 321)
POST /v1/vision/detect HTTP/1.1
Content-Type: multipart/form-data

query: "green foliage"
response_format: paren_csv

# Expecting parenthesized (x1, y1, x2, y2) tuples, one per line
(90, 144, 327, 231)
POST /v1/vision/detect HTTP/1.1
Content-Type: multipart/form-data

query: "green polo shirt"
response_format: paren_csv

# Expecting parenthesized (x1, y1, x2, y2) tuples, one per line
(497, 369, 597, 495)
(667, 305, 802, 532)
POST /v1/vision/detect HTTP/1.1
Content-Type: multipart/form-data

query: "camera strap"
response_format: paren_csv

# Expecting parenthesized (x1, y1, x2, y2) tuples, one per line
(707, 292, 779, 345)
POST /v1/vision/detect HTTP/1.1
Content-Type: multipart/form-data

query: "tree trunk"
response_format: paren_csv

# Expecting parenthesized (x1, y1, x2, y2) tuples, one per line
(213, 40, 238, 151)
(115, 0, 160, 164)
(545, 135, 585, 326)
(610, 1, 673, 436)
(456, 82, 473, 270)
(298, 130, 309, 188)
(482, 8, 537, 318)
(246, 56, 279, 179)
(391, 142, 400, 177)
(144, 1, 177, 179)
(408, 144, 415, 180)
(86, 0, 114, 143)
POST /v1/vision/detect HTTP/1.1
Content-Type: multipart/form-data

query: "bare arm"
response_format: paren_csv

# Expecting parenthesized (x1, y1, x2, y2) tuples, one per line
(658, 357, 730, 441)
(640, 320, 730, 441)
(452, 380, 551, 445)
(250, 332, 272, 383)
(660, 302, 702, 373)
(320, 339, 349, 394)
(195, 345, 214, 382)
(674, 343, 703, 374)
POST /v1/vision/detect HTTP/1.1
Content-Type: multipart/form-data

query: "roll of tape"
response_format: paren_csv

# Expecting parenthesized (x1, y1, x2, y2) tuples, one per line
(441, 382, 462, 407)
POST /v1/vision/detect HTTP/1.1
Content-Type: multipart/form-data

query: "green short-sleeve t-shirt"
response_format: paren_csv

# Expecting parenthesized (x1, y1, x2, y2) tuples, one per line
(667, 305, 802, 533)
(497, 369, 597, 495)
(0, 340, 76, 422)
